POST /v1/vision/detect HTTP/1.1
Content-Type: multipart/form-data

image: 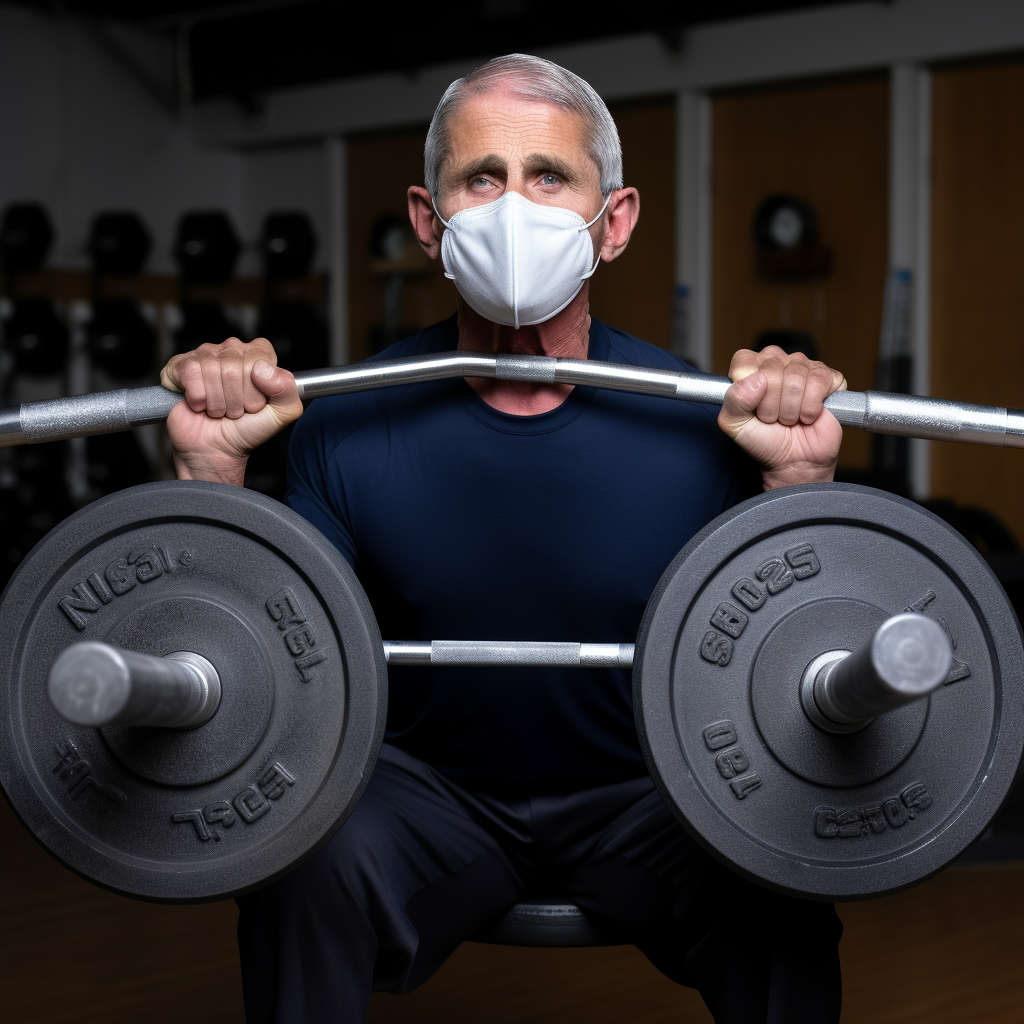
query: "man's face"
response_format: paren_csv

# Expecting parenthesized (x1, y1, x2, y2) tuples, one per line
(408, 85, 638, 277)
(436, 89, 607, 242)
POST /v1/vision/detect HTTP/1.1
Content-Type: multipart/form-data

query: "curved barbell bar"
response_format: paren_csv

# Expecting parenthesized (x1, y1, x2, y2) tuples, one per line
(2, 350, 1023, 449)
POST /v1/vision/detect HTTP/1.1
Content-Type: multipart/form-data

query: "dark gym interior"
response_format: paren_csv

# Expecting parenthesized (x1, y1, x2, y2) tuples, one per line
(3, 1, 1024, 1021)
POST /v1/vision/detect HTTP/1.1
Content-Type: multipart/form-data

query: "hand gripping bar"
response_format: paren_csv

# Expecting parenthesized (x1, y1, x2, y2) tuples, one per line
(2, 350, 1022, 449)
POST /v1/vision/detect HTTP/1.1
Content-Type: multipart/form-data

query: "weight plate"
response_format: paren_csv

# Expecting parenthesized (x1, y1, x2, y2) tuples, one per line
(0, 481, 387, 903)
(634, 483, 1024, 901)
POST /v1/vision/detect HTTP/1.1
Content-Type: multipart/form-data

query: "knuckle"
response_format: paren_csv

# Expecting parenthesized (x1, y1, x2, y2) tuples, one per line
(182, 360, 204, 384)
(220, 357, 243, 379)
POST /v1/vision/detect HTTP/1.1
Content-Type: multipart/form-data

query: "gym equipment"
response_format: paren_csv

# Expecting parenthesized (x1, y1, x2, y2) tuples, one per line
(473, 898, 623, 947)
(174, 212, 241, 284)
(0, 202, 54, 274)
(0, 350, 1022, 449)
(261, 212, 316, 279)
(0, 481, 386, 902)
(2, 297, 69, 376)
(383, 640, 634, 667)
(87, 213, 151, 276)
(2, 478, 1021, 904)
(634, 484, 1024, 899)
(86, 300, 157, 379)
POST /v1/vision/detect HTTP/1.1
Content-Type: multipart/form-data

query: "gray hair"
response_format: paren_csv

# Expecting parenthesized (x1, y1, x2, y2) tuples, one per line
(424, 53, 623, 200)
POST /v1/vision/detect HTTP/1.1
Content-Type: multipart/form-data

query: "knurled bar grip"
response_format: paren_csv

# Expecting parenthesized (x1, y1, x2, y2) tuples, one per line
(3, 351, 1023, 448)
(383, 640, 635, 667)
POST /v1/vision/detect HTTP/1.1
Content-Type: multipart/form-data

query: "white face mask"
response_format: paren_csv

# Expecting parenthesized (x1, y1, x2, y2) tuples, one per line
(436, 191, 611, 329)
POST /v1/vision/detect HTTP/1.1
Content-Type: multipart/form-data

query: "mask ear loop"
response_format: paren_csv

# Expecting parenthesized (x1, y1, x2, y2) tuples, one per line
(431, 199, 458, 281)
(432, 197, 452, 230)
(579, 192, 614, 281)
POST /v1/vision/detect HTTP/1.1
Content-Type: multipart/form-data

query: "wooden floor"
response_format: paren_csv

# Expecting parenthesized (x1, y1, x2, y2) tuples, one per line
(3, 796, 1024, 1023)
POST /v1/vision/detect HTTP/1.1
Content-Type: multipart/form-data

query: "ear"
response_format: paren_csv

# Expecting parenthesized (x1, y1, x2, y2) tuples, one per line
(598, 188, 640, 263)
(408, 186, 443, 259)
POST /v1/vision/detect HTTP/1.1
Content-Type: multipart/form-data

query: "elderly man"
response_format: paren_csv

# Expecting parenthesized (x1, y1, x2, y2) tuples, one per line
(163, 54, 846, 1024)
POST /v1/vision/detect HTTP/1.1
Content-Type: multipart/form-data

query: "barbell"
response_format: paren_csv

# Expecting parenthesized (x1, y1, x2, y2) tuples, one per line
(1, 350, 1023, 449)
(1, 476, 1021, 904)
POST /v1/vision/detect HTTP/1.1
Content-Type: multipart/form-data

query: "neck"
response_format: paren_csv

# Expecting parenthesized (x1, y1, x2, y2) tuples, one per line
(456, 284, 591, 414)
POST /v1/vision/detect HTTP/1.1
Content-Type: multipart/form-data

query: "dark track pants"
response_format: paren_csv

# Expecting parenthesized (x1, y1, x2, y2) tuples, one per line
(237, 743, 842, 1023)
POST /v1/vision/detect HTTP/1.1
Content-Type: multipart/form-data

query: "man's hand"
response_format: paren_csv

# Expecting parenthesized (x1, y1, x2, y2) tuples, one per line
(161, 337, 303, 486)
(718, 346, 846, 490)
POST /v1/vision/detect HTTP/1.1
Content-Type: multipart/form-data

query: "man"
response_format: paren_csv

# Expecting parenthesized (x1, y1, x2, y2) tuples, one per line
(162, 54, 846, 1023)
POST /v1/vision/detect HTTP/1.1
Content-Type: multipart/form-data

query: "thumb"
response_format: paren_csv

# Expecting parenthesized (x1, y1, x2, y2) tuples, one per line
(250, 360, 303, 430)
(251, 360, 299, 406)
(718, 372, 766, 439)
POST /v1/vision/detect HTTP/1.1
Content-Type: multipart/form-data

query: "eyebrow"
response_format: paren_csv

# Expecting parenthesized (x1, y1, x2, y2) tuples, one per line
(522, 153, 581, 185)
(447, 152, 583, 187)
(449, 154, 508, 184)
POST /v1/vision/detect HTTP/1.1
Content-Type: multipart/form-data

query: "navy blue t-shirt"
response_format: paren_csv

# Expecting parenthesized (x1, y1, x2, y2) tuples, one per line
(286, 315, 756, 792)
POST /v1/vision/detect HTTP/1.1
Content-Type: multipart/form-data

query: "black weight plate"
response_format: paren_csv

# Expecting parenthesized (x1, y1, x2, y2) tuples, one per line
(0, 481, 386, 903)
(635, 483, 1024, 901)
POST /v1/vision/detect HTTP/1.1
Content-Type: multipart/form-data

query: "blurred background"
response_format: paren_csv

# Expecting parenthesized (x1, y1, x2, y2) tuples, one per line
(2, 1, 1024, 1022)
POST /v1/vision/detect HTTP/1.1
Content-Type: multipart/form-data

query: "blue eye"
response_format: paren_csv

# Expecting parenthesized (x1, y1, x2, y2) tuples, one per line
(542, 174, 559, 185)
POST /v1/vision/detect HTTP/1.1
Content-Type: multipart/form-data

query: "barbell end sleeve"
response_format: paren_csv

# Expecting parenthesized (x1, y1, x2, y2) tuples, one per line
(48, 642, 221, 729)
(811, 613, 952, 730)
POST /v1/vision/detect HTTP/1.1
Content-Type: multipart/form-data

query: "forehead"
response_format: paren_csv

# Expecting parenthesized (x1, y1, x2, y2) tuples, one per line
(447, 89, 593, 169)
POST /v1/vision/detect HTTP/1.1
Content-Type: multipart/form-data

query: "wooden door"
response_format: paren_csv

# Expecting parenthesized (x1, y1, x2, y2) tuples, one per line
(588, 96, 676, 348)
(931, 58, 1024, 543)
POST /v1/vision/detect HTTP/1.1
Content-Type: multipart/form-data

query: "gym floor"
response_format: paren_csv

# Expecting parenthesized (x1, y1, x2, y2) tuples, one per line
(2, 797, 1023, 1023)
